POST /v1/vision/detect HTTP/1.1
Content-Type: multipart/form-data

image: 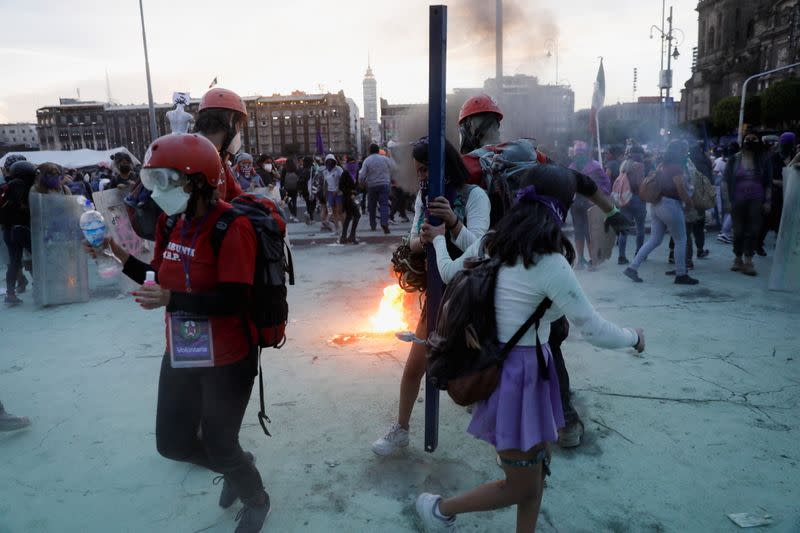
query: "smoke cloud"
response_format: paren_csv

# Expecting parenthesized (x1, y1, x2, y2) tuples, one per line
(450, 0, 560, 73)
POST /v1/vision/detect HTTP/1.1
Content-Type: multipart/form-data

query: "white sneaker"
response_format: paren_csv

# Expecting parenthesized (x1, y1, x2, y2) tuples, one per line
(415, 493, 457, 532)
(371, 423, 410, 456)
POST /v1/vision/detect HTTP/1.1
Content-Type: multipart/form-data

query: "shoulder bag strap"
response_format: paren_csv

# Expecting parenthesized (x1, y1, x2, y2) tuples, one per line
(499, 297, 553, 380)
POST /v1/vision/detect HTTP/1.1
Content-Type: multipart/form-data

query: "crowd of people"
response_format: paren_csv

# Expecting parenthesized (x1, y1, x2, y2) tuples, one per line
(2, 84, 798, 533)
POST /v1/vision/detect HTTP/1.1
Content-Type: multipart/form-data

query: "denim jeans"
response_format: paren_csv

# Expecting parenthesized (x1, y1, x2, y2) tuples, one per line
(367, 184, 391, 229)
(631, 197, 689, 275)
(618, 195, 646, 259)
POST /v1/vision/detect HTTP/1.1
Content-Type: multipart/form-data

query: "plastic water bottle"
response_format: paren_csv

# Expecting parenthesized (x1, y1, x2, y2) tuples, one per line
(144, 271, 156, 287)
(78, 197, 122, 279)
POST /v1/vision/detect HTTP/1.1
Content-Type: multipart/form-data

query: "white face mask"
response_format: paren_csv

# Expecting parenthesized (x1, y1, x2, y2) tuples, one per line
(226, 132, 242, 156)
(151, 185, 190, 216)
(264, 163, 273, 172)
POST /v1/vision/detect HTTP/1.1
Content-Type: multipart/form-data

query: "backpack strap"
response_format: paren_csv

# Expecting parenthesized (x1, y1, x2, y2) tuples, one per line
(499, 297, 553, 380)
(210, 208, 244, 257)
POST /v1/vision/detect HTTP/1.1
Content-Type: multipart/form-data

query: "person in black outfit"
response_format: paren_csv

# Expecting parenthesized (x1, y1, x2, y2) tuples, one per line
(339, 168, 361, 244)
(1, 161, 36, 305)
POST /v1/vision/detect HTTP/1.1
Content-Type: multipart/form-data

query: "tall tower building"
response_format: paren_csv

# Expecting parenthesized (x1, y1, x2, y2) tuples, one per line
(362, 60, 379, 143)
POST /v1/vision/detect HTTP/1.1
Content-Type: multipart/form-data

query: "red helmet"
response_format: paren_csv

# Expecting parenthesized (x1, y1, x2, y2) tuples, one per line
(142, 134, 224, 189)
(199, 87, 248, 117)
(458, 94, 503, 125)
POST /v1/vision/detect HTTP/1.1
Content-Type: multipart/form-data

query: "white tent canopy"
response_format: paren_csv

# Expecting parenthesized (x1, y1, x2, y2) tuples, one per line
(0, 147, 140, 170)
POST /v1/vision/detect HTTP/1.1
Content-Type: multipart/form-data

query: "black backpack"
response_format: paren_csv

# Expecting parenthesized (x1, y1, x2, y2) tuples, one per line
(427, 247, 552, 405)
(162, 193, 295, 435)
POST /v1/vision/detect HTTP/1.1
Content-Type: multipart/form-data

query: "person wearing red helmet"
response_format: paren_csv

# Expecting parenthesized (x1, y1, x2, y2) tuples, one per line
(194, 87, 247, 203)
(85, 133, 270, 532)
(458, 94, 504, 155)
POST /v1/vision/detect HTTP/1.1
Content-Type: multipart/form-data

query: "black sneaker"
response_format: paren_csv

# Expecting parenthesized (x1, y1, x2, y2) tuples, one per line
(382, 225, 390, 235)
(215, 452, 255, 509)
(618, 256, 629, 265)
(624, 267, 643, 283)
(697, 249, 710, 258)
(756, 247, 767, 257)
(235, 492, 271, 533)
(675, 274, 699, 285)
(4, 294, 22, 306)
(349, 239, 360, 245)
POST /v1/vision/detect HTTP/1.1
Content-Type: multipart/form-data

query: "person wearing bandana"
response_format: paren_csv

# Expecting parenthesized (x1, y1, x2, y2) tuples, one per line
(416, 163, 644, 533)
(34, 163, 71, 195)
(233, 152, 265, 192)
(84, 134, 270, 533)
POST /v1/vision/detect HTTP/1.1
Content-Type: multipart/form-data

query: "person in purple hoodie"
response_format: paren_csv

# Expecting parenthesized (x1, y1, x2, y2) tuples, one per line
(568, 141, 611, 269)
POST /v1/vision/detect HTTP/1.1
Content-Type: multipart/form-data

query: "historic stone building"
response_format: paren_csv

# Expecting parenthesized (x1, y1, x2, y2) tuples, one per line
(37, 91, 357, 159)
(680, 0, 800, 122)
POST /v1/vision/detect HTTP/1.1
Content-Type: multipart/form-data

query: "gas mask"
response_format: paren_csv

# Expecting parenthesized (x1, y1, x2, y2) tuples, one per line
(119, 164, 132, 174)
(458, 114, 500, 154)
(226, 132, 242, 156)
(151, 185, 190, 216)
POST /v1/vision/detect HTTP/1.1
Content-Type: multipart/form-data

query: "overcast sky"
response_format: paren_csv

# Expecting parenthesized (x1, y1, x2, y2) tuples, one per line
(0, 0, 698, 123)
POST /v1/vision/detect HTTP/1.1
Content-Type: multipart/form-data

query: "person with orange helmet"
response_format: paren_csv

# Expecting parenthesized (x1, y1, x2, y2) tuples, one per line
(194, 87, 248, 203)
(458, 94, 504, 155)
(85, 133, 271, 532)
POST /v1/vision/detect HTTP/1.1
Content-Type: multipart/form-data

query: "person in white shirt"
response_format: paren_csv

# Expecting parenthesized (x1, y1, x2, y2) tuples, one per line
(372, 137, 490, 457)
(321, 154, 344, 231)
(414, 163, 645, 533)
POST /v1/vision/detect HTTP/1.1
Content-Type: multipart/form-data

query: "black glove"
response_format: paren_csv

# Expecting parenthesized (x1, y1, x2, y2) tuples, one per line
(605, 210, 635, 235)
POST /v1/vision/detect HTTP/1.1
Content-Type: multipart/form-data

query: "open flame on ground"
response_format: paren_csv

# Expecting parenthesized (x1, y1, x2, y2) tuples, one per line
(329, 284, 410, 346)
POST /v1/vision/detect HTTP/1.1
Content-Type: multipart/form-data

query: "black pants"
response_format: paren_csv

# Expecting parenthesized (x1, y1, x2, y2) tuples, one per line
(732, 199, 763, 258)
(3, 225, 30, 296)
(155, 352, 264, 503)
(669, 216, 705, 260)
(286, 189, 298, 219)
(306, 194, 317, 221)
(341, 195, 361, 242)
(390, 186, 409, 221)
(548, 316, 580, 426)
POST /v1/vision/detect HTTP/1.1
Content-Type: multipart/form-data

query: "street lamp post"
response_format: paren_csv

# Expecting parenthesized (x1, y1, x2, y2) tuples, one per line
(545, 39, 559, 85)
(737, 61, 800, 144)
(650, 2, 683, 140)
(138, 0, 158, 144)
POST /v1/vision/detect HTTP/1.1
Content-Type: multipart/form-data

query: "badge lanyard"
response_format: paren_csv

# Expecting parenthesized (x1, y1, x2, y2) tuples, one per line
(179, 213, 209, 293)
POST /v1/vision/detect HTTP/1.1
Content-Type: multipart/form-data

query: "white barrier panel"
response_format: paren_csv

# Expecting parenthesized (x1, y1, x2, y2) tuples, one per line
(30, 192, 89, 306)
(769, 164, 800, 291)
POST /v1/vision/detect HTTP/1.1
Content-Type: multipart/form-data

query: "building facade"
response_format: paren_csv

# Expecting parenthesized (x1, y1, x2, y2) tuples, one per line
(680, 0, 800, 122)
(0, 123, 39, 149)
(455, 75, 575, 148)
(362, 64, 380, 143)
(37, 91, 356, 159)
(380, 98, 427, 145)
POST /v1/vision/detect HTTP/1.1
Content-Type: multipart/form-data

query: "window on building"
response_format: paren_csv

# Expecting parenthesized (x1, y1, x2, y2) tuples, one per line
(708, 27, 716, 51)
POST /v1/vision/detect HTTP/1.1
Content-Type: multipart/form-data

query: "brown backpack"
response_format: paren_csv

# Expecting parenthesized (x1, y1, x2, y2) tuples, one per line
(638, 166, 663, 204)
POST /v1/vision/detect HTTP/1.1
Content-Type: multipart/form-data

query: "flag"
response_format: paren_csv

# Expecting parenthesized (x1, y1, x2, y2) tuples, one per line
(208, 77, 218, 89)
(315, 128, 325, 155)
(589, 59, 605, 136)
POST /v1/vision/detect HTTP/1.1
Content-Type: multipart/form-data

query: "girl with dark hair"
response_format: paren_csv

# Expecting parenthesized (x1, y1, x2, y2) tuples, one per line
(624, 140, 699, 285)
(415, 163, 644, 532)
(371, 137, 491, 456)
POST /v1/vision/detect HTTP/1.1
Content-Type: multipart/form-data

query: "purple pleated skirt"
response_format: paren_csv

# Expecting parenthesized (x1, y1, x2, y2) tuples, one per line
(467, 343, 565, 452)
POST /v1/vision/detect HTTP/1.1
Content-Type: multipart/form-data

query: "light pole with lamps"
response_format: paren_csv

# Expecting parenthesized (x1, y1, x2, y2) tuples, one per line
(138, 0, 158, 144)
(650, 2, 684, 138)
(545, 39, 558, 85)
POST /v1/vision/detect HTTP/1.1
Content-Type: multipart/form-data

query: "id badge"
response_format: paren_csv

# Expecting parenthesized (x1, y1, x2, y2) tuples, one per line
(168, 312, 215, 368)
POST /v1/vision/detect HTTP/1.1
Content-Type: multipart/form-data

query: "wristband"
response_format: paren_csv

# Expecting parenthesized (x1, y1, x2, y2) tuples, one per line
(605, 206, 620, 219)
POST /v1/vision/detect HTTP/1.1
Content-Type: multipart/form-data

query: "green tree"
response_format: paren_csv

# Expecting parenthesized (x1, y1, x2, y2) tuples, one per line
(712, 96, 741, 134)
(761, 77, 800, 128)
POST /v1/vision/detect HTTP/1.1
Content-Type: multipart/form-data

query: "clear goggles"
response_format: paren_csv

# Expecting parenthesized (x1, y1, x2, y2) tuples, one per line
(140, 167, 187, 191)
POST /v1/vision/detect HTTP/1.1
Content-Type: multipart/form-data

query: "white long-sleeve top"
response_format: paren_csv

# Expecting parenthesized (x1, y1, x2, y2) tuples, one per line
(433, 236, 638, 348)
(410, 185, 491, 253)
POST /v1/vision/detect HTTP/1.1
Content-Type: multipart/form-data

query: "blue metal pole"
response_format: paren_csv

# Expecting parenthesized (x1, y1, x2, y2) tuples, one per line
(425, 4, 447, 454)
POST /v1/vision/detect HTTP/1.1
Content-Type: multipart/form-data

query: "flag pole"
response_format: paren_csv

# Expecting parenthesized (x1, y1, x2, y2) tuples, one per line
(424, 4, 447, 454)
(595, 57, 604, 163)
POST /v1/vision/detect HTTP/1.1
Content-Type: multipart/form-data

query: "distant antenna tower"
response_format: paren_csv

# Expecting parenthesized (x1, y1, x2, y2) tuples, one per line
(633, 67, 638, 101)
(105, 69, 116, 104)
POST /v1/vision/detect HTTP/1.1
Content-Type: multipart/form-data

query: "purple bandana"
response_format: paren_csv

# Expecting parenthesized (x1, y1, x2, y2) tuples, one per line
(515, 185, 567, 226)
